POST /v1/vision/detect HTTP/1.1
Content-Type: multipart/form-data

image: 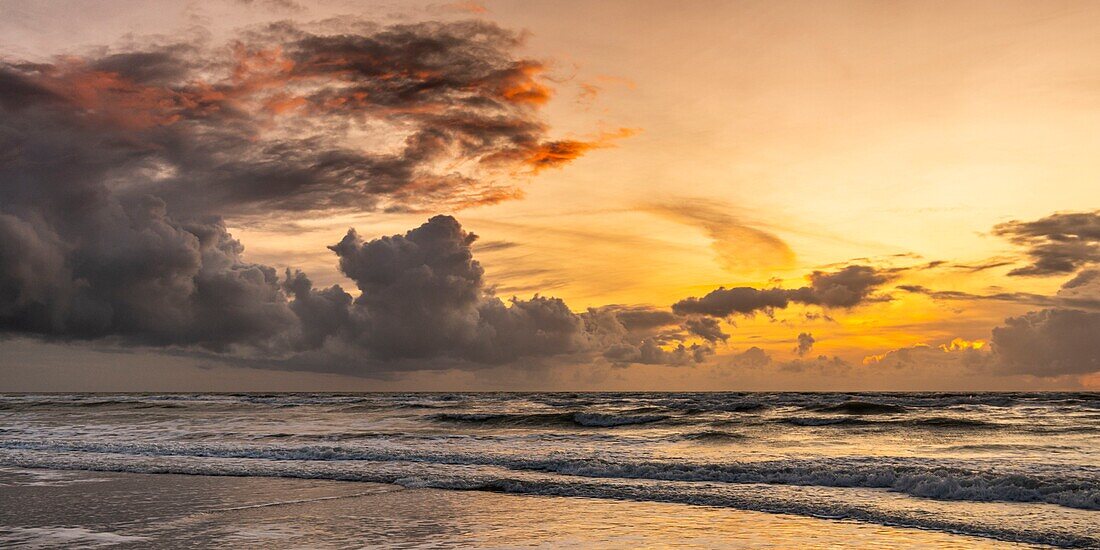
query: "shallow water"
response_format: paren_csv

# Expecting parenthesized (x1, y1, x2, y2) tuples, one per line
(0, 469, 1051, 549)
(0, 392, 1097, 547)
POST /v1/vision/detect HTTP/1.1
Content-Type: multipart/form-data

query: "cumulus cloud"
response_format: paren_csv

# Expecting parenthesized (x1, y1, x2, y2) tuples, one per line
(581, 304, 716, 366)
(0, 195, 298, 351)
(991, 309, 1100, 376)
(990, 267, 1100, 378)
(993, 211, 1100, 276)
(319, 215, 593, 364)
(672, 265, 894, 317)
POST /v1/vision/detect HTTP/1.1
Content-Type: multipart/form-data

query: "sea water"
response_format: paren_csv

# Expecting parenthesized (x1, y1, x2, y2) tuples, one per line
(0, 392, 1097, 547)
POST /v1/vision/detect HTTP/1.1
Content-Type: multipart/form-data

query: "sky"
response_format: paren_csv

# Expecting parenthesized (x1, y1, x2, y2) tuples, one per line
(0, 0, 1098, 391)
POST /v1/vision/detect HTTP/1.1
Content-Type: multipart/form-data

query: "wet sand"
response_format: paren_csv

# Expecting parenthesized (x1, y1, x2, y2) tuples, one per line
(0, 468, 1047, 548)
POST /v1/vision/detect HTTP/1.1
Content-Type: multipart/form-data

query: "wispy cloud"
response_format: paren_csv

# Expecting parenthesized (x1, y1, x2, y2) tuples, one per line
(643, 198, 796, 274)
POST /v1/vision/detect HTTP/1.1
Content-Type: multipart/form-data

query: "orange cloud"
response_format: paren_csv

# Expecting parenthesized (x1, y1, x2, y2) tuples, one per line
(524, 128, 638, 172)
(939, 337, 985, 352)
(264, 94, 309, 115)
(31, 65, 188, 130)
(230, 44, 296, 91)
(493, 61, 552, 106)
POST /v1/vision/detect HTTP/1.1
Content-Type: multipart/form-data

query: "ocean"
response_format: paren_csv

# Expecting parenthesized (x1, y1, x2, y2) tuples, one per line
(1, 392, 1097, 548)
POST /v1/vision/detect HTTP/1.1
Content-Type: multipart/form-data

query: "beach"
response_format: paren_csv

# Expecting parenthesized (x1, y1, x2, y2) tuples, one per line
(0, 468, 1046, 549)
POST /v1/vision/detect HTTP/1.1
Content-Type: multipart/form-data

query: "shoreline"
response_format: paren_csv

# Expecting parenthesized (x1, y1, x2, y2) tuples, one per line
(1, 467, 1048, 549)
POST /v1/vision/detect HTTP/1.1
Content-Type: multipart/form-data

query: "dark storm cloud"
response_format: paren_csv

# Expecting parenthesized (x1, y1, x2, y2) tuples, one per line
(993, 211, 1100, 276)
(892, 261, 1100, 377)
(600, 340, 711, 366)
(0, 67, 63, 108)
(0, 21, 659, 372)
(991, 309, 1100, 376)
(0, 193, 298, 351)
(967, 214, 1100, 377)
(320, 215, 591, 364)
(671, 265, 894, 318)
(799, 265, 895, 307)
(2, 201, 708, 370)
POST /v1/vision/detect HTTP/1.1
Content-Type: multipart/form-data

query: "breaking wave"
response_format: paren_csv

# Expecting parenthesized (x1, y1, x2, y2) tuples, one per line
(2, 439, 1096, 511)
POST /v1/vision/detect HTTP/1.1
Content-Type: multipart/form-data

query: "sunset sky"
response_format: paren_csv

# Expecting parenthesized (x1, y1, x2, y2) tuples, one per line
(1, 0, 1098, 391)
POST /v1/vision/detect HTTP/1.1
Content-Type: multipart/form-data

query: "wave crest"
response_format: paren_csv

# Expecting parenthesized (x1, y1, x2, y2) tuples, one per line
(432, 411, 669, 428)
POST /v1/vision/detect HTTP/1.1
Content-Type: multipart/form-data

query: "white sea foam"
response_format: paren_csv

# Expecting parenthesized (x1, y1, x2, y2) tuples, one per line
(1, 439, 1097, 510)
